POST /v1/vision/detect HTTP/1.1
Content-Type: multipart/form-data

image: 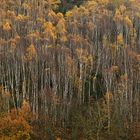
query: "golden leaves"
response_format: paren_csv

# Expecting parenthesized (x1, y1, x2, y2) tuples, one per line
(47, 0, 61, 6)
(27, 31, 40, 41)
(114, 5, 133, 29)
(119, 5, 126, 13)
(66, 11, 73, 18)
(129, 0, 136, 2)
(56, 15, 67, 42)
(21, 100, 31, 113)
(20, 100, 33, 121)
(2, 22, 12, 31)
(111, 65, 119, 73)
(121, 73, 128, 81)
(136, 12, 140, 18)
(22, 2, 32, 10)
(84, 0, 97, 11)
(57, 12, 63, 19)
(124, 16, 133, 27)
(104, 91, 113, 102)
(76, 48, 93, 65)
(97, 0, 109, 5)
(8, 38, 17, 52)
(7, 10, 16, 18)
(15, 14, 29, 22)
(110, 44, 118, 50)
(114, 9, 123, 22)
(43, 0, 61, 10)
(117, 33, 124, 45)
(43, 21, 53, 29)
(48, 10, 57, 23)
(25, 44, 37, 61)
(0, 101, 32, 139)
(43, 22, 56, 40)
(56, 19, 66, 33)
(37, 17, 45, 24)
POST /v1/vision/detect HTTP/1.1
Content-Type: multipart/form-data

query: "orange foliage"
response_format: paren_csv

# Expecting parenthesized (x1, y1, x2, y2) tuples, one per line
(0, 101, 33, 140)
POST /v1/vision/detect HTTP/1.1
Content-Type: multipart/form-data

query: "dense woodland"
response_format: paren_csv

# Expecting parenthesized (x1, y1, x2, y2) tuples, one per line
(0, 0, 140, 139)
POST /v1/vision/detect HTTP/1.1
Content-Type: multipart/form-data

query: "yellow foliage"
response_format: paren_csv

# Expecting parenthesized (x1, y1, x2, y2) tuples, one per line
(49, 0, 61, 5)
(66, 11, 73, 18)
(22, 100, 31, 113)
(129, 0, 135, 2)
(136, 12, 140, 18)
(111, 65, 119, 73)
(25, 44, 36, 61)
(43, 22, 53, 29)
(2, 22, 12, 31)
(97, 0, 109, 5)
(56, 19, 66, 33)
(114, 9, 123, 21)
(110, 44, 118, 50)
(43, 22, 56, 39)
(117, 33, 124, 45)
(44, 0, 61, 9)
(37, 18, 45, 23)
(48, 10, 57, 22)
(7, 10, 16, 18)
(8, 39, 17, 52)
(15, 14, 29, 21)
(57, 12, 63, 19)
(15, 35, 21, 41)
(28, 31, 40, 41)
(121, 73, 128, 81)
(124, 16, 133, 27)
(119, 5, 126, 13)
(104, 91, 113, 102)
(22, 3, 31, 9)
